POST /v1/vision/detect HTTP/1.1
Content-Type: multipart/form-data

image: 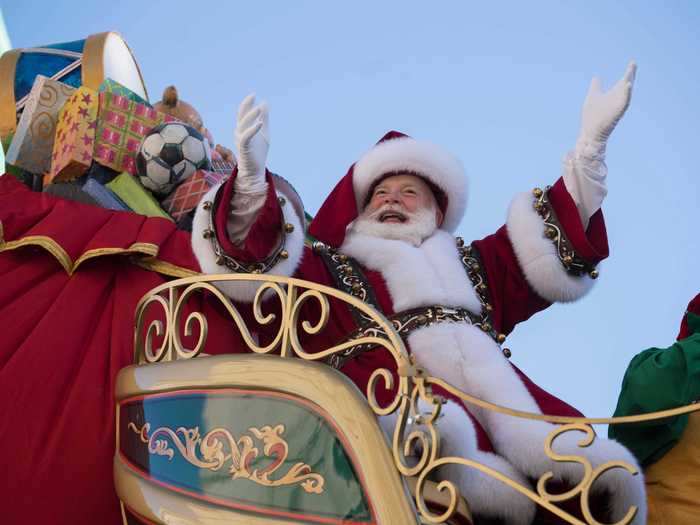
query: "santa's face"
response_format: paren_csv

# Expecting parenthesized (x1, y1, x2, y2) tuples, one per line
(365, 174, 443, 225)
(351, 173, 444, 246)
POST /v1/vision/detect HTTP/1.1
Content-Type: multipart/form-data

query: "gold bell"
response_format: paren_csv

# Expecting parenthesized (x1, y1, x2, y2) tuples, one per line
(278, 196, 287, 206)
(481, 322, 492, 332)
(589, 269, 599, 279)
(478, 283, 487, 293)
(202, 201, 213, 210)
(351, 282, 362, 293)
(496, 333, 506, 344)
(416, 315, 428, 326)
(343, 266, 353, 276)
(532, 188, 543, 198)
(203, 229, 214, 239)
(279, 249, 289, 260)
(502, 348, 512, 358)
(471, 263, 481, 272)
(338, 254, 348, 263)
(544, 227, 556, 239)
(563, 255, 573, 265)
(284, 223, 295, 233)
(485, 304, 494, 313)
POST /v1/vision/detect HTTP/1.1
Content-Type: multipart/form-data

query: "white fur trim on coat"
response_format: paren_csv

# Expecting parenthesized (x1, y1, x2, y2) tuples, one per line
(353, 136, 467, 232)
(437, 401, 536, 525)
(340, 229, 482, 315)
(506, 191, 595, 303)
(410, 322, 646, 524)
(191, 183, 305, 303)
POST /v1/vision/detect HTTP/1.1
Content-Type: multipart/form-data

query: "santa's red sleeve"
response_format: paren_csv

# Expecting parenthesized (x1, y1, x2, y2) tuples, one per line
(191, 168, 306, 302)
(472, 177, 609, 335)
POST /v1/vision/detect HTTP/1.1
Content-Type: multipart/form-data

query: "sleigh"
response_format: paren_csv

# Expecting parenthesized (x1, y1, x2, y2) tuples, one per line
(113, 273, 696, 525)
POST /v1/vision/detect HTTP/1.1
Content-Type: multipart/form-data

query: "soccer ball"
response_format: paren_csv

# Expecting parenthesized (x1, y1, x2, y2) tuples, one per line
(136, 122, 211, 195)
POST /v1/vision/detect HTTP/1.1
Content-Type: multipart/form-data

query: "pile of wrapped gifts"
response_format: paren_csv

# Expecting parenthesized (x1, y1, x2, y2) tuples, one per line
(3, 75, 232, 231)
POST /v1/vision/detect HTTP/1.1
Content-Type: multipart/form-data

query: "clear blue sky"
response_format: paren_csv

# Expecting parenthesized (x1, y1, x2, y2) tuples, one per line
(3, 1, 699, 424)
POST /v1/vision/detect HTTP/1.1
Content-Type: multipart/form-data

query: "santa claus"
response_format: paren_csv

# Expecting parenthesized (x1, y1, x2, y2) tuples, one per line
(191, 62, 645, 524)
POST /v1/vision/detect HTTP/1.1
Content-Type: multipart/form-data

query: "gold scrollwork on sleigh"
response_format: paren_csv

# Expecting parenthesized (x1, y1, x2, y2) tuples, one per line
(127, 422, 324, 494)
(132, 274, 700, 525)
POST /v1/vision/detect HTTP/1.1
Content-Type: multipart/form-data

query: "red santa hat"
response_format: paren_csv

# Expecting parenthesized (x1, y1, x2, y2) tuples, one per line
(677, 293, 700, 341)
(309, 131, 467, 247)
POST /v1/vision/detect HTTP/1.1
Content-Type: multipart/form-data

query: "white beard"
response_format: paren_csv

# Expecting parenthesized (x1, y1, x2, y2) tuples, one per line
(349, 205, 438, 247)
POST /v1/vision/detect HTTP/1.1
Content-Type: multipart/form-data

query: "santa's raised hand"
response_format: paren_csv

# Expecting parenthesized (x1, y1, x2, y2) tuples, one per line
(565, 61, 637, 226)
(577, 61, 637, 155)
(234, 93, 269, 192)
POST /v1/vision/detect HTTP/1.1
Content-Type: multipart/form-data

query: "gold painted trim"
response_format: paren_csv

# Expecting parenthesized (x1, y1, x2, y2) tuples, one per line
(0, 49, 21, 142)
(406, 477, 471, 524)
(0, 234, 72, 273)
(132, 257, 200, 278)
(83, 32, 149, 102)
(428, 375, 700, 426)
(128, 274, 699, 524)
(115, 354, 419, 524)
(0, 231, 194, 278)
(81, 32, 107, 91)
(115, 458, 299, 525)
(127, 421, 325, 493)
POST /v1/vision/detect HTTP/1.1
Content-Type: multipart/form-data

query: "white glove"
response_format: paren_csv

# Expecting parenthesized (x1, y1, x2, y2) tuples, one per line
(576, 61, 636, 156)
(234, 93, 269, 193)
(565, 61, 637, 226)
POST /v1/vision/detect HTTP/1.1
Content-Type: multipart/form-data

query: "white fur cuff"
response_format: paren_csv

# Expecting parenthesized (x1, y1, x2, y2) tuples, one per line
(506, 192, 595, 303)
(191, 183, 305, 303)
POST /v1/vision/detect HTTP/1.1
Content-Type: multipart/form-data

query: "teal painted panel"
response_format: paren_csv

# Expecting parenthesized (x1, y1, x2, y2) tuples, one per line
(120, 390, 372, 523)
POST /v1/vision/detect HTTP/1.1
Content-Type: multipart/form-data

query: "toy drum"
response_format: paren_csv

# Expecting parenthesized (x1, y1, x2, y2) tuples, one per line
(0, 31, 148, 143)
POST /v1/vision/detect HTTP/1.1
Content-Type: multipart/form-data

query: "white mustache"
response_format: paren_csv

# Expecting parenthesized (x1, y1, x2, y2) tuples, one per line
(367, 204, 412, 221)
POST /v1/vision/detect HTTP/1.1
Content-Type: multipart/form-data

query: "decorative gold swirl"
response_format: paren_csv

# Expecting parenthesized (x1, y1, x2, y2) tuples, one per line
(128, 421, 325, 493)
(132, 274, 700, 524)
(134, 292, 172, 363)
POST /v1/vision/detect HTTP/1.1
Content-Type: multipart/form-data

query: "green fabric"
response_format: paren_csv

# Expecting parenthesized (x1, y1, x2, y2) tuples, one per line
(609, 312, 700, 466)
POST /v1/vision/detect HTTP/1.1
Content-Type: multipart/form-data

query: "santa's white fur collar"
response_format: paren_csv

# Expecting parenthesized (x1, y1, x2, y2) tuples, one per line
(340, 228, 483, 315)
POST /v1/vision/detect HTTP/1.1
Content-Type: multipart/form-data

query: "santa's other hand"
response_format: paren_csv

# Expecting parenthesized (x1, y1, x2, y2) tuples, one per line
(577, 61, 636, 153)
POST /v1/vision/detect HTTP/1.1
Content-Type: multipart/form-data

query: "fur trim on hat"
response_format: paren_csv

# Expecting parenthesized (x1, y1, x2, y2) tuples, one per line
(352, 134, 467, 232)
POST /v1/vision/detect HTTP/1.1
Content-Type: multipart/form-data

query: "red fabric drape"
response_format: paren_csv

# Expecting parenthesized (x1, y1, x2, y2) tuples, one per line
(0, 176, 245, 525)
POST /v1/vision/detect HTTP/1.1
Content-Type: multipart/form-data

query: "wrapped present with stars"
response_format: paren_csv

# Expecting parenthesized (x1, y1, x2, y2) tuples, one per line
(5, 76, 76, 176)
(94, 91, 174, 176)
(47, 86, 99, 183)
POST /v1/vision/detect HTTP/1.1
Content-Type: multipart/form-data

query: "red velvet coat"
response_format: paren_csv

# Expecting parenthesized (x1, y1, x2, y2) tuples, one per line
(201, 171, 609, 426)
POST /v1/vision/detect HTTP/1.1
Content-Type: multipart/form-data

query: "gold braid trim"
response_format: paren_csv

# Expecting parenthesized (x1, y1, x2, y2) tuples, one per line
(0, 226, 197, 278)
(200, 193, 294, 274)
(532, 186, 599, 279)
